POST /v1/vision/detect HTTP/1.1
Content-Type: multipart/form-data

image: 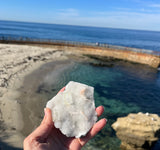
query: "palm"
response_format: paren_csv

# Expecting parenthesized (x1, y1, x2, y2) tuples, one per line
(46, 127, 82, 150)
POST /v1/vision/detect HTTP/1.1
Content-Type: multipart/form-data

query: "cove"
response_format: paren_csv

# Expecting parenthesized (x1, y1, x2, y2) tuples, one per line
(18, 59, 160, 150)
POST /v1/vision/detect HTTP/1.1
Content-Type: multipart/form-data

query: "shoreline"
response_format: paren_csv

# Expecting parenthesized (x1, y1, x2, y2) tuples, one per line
(19, 60, 76, 137)
(0, 43, 159, 149)
(0, 43, 100, 149)
(0, 39, 160, 68)
(0, 43, 73, 149)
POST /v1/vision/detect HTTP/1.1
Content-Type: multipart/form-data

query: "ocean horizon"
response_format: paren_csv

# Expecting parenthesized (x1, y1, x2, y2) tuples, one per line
(2, 19, 160, 32)
(1, 20, 160, 51)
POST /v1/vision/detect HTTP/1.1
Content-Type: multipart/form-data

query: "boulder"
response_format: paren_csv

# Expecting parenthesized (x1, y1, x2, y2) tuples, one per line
(112, 113, 160, 150)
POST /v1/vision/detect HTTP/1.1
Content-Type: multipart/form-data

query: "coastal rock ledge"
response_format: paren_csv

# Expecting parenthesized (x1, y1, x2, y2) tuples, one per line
(112, 113, 160, 150)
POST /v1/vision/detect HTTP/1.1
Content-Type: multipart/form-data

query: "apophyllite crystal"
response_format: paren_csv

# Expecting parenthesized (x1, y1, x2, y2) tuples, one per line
(46, 81, 97, 138)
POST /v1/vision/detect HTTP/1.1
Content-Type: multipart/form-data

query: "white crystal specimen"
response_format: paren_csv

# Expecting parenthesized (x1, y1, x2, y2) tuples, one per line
(46, 81, 97, 138)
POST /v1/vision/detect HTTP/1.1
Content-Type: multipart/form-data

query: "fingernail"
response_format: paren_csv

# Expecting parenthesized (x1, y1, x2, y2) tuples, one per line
(101, 105, 104, 110)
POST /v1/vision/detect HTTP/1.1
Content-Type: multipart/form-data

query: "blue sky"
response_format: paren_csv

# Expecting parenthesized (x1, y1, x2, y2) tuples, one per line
(1, 0, 160, 31)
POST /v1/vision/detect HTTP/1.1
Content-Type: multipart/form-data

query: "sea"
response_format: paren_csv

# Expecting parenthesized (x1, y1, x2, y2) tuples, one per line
(1, 20, 160, 51)
(0, 20, 160, 150)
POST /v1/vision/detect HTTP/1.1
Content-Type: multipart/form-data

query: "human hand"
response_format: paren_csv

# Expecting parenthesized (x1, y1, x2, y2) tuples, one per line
(23, 88, 107, 150)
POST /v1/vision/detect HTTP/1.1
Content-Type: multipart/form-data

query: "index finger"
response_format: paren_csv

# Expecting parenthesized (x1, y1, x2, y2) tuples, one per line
(78, 118, 107, 146)
(58, 87, 65, 94)
(96, 106, 104, 117)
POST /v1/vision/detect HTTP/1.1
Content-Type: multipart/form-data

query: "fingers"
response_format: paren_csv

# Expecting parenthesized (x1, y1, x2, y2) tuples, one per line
(89, 118, 107, 138)
(41, 108, 53, 125)
(58, 87, 65, 94)
(96, 106, 104, 117)
(79, 118, 107, 146)
(79, 105, 106, 146)
(40, 108, 47, 125)
(29, 108, 53, 142)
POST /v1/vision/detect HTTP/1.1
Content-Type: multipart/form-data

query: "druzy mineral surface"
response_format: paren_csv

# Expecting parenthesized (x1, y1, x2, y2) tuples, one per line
(46, 81, 97, 138)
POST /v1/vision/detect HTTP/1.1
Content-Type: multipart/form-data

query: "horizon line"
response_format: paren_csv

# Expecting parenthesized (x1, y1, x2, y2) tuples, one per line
(1, 19, 160, 33)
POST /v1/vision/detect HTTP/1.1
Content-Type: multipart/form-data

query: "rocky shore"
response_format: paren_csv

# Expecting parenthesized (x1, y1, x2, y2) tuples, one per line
(112, 113, 160, 150)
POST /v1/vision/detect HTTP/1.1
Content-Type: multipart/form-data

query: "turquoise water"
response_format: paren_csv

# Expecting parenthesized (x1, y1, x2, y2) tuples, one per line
(37, 61, 160, 149)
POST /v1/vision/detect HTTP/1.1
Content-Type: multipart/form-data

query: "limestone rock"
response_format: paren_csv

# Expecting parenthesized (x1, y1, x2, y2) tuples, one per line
(46, 81, 97, 138)
(112, 113, 160, 150)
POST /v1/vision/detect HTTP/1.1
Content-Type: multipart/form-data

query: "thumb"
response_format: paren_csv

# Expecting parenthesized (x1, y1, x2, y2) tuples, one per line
(30, 108, 53, 141)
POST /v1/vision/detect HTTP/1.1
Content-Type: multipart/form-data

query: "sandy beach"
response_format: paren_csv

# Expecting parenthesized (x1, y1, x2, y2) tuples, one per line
(0, 43, 79, 149)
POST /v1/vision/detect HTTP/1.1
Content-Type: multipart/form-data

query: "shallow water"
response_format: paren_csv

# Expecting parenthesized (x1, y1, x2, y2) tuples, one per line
(54, 62, 160, 149)
(19, 60, 160, 150)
